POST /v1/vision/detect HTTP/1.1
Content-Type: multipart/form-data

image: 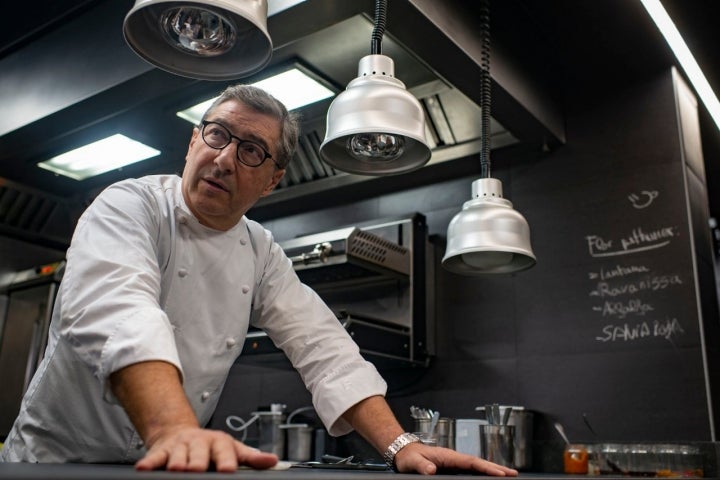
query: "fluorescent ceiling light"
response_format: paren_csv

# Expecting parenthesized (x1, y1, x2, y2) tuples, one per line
(38, 134, 160, 181)
(176, 67, 335, 124)
(267, 0, 307, 16)
(640, 0, 720, 131)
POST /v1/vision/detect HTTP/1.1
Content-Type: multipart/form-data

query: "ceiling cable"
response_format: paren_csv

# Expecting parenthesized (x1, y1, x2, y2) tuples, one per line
(370, 0, 387, 55)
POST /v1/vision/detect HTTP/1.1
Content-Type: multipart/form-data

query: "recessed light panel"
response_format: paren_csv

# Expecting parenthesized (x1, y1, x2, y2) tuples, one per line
(38, 134, 161, 181)
(176, 67, 335, 125)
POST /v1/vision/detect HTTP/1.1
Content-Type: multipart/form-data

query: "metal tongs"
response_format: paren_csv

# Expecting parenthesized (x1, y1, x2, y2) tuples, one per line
(292, 454, 388, 470)
(484, 403, 511, 425)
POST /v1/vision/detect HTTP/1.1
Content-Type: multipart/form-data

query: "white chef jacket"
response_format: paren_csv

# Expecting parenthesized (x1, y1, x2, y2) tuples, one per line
(0, 175, 387, 463)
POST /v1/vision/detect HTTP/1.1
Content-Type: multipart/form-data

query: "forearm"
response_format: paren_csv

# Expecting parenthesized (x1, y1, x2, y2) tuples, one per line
(109, 360, 198, 445)
(341, 395, 404, 454)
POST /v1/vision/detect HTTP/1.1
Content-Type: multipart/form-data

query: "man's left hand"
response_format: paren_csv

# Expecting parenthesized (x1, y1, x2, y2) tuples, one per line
(394, 443, 519, 476)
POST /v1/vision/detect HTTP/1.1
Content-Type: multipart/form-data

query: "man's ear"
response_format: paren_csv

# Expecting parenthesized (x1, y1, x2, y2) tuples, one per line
(186, 127, 200, 160)
(261, 168, 285, 197)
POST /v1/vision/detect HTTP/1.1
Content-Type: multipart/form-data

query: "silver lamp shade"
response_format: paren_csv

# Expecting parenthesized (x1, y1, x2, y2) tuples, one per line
(123, 0, 272, 80)
(443, 178, 536, 274)
(319, 54, 431, 175)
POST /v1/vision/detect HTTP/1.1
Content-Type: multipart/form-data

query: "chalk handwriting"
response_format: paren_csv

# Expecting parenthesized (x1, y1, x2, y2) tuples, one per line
(586, 226, 678, 257)
(589, 275, 683, 297)
(588, 264, 650, 280)
(595, 318, 685, 342)
(592, 298, 654, 318)
(628, 190, 659, 209)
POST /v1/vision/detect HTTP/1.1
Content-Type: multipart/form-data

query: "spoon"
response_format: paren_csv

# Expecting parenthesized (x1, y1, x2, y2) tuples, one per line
(555, 422, 586, 462)
(501, 406, 512, 425)
(554, 422, 571, 445)
(429, 410, 440, 433)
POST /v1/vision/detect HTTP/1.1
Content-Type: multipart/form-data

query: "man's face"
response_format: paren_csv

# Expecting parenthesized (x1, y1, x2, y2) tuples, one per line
(181, 100, 285, 230)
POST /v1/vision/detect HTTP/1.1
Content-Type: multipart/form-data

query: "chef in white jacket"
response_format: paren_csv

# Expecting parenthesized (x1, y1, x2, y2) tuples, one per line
(0, 85, 516, 477)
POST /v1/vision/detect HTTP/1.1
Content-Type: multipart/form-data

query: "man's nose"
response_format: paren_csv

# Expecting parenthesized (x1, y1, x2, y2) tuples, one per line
(213, 144, 237, 172)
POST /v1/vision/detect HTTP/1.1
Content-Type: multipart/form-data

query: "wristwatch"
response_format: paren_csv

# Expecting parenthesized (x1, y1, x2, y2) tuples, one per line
(383, 432, 421, 469)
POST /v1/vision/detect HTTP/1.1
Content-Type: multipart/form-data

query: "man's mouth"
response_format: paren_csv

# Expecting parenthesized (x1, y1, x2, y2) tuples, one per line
(203, 177, 229, 193)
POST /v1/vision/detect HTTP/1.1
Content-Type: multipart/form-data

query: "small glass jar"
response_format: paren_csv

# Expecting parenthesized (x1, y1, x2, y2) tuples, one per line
(564, 444, 589, 474)
(586, 444, 602, 475)
(413, 431, 438, 446)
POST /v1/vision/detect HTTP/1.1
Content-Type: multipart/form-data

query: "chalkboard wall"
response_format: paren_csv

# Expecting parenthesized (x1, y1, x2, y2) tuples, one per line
(212, 69, 718, 465)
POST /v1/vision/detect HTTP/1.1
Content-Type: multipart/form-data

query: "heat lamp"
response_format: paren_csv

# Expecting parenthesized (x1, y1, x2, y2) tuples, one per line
(442, 0, 536, 275)
(319, 0, 431, 175)
(123, 0, 272, 80)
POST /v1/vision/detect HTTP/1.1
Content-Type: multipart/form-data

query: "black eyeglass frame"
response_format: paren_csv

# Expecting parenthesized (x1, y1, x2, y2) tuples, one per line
(199, 120, 279, 168)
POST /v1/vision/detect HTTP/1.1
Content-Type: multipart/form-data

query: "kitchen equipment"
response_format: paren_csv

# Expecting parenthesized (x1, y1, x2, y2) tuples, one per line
(554, 422, 569, 444)
(475, 405, 534, 470)
(252, 404, 286, 458)
(0, 261, 64, 438)
(411, 406, 453, 448)
(428, 410, 440, 434)
(480, 424, 515, 468)
(455, 419, 485, 457)
(597, 443, 704, 477)
(555, 421, 588, 474)
(242, 214, 435, 368)
(436, 418, 454, 449)
(285, 226, 410, 279)
(280, 423, 314, 462)
(413, 431, 438, 446)
(563, 444, 589, 474)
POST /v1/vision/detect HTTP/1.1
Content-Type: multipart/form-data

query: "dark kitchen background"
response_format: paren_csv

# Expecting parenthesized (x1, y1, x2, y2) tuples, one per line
(1, 0, 720, 472)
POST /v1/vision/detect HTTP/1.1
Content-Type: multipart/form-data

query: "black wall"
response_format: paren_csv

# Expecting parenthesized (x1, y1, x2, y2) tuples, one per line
(211, 69, 719, 464)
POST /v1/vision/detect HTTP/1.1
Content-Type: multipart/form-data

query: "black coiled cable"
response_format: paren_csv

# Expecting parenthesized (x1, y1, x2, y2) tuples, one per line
(479, 0, 491, 178)
(370, 0, 387, 55)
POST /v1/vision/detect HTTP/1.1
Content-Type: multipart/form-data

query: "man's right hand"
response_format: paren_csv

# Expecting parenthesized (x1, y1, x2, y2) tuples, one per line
(110, 361, 278, 472)
(136, 425, 278, 472)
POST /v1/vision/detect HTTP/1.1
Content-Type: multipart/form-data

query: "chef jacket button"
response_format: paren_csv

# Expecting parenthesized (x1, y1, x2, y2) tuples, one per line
(239, 238, 247, 246)
(201, 391, 210, 401)
(226, 338, 237, 348)
(241, 285, 250, 294)
(178, 268, 188, 278)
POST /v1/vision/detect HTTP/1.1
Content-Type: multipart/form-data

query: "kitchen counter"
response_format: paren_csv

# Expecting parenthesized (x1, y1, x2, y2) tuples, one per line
(1, 463, 713, 480)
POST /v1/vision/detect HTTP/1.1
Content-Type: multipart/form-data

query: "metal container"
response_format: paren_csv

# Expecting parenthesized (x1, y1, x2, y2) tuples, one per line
(436, 417, 455, 449)
(476, 405, 534, 470)
(253, 404, 286, 458)
(413, 417, 454, 449)
(280, 423, 314, 462)
(481, 424, 515, 468)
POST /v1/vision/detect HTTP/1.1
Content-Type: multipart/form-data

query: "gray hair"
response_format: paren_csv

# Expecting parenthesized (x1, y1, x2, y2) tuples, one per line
(200, 85, 300, 169)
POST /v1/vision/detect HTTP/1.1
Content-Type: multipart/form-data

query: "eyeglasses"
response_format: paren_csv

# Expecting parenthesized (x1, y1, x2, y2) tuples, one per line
(200, 120, 279, 168)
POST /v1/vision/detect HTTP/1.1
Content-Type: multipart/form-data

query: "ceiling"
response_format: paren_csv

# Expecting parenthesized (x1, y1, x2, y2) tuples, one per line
(0, 0, 719, 256)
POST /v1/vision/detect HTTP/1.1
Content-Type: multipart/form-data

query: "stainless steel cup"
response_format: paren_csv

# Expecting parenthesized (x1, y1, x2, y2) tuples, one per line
(436, 417, 454, 449)
(480, 424, 515, 468)
(255, 411, 286, 458)
(476, 405, 533, 469)
(281, 423, 314, 462)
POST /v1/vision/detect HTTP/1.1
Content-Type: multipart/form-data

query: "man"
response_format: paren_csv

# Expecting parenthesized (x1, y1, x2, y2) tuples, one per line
(1, 85, 516, 476)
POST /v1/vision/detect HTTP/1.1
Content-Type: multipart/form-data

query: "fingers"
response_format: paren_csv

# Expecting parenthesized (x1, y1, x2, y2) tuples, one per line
(135, 427, 277, 472)
(475, 459, 518, 477)
(134, 448, 170, 471)
(395, 443, 519, 476)
(235, 443, 279, 470)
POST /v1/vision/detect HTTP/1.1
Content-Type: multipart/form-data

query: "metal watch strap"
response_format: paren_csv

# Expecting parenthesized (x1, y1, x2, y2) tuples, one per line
(383, 432, 421, 468)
